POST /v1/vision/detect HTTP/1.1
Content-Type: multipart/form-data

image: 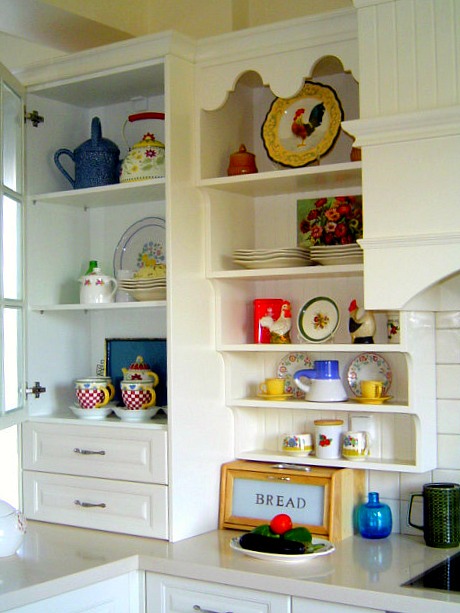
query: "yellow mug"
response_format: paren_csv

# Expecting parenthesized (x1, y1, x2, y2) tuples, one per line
(259, 378, 285, 396)
(360, 380, 384, 399)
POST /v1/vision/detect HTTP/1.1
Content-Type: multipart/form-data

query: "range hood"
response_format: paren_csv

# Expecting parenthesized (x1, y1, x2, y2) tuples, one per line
(344, 105, 460, 312)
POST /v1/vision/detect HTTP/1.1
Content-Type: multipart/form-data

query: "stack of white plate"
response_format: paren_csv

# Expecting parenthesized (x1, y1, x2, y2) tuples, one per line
(310, 244, 363, 266)
(233, 247, 311, 269)
(118, 277, 166, 301)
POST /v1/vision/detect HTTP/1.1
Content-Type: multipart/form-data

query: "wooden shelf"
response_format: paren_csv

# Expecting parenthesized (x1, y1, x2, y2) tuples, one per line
(30, 179, 166, 208)
(237, 450, 417, 472)
(30, 301, 166, 312)
(198, 162, 362, 197)
(209, 264, 364, 280)
(218, 343, 404, 353)
(230, 397, 410, 413)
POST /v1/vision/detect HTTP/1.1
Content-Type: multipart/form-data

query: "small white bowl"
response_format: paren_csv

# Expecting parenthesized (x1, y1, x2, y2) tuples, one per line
(114, 406, 160, 422)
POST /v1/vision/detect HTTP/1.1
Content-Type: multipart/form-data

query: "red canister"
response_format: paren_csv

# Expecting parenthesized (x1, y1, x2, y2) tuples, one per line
(253, 298, 290, 343)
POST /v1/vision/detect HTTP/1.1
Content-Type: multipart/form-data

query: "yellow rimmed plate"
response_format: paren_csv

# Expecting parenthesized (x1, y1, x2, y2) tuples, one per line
(261, 81, 343, 168)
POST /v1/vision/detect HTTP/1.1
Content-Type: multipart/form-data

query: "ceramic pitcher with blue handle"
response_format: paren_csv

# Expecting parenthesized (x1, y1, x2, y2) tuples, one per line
(54, 116, 120, 189)
(294, 359, 347, 402)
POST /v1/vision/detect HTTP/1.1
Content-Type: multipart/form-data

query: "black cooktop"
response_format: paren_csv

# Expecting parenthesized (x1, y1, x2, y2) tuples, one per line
(402, 551, 460, 593)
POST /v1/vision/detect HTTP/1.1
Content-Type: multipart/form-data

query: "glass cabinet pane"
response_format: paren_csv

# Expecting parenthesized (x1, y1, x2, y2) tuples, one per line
(1, 195, 22, 300)
(2, 82, 22, 194)
(2, 307, 22, 412)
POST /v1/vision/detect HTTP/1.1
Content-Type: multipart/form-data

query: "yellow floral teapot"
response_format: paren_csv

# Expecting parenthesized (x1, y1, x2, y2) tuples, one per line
(122, 355, 159, 385)
(120, 112, 165, 183)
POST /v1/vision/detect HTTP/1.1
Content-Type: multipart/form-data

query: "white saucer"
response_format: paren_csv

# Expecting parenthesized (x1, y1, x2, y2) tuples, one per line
(69, 405, 113, 420)
(113, 406, 160, 421)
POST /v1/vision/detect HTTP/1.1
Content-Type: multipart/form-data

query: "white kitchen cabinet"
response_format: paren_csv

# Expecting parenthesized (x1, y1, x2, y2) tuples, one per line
(15, 31, 230, 542)
(292, 595, 384, 613)
(195, 13, 437, 472)
(146, 573, 290, 613)
(7, 571, 142, 613)
(21, 420, 168, 537)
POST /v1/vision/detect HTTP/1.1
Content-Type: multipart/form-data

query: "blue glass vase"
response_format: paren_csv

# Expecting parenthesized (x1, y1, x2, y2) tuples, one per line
(358, 492, 392, 539)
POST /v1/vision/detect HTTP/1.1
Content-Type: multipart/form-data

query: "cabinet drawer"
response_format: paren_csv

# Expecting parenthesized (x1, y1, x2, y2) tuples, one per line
(293, 596, 384, 613)
(146, 574, 290, 613)
(23, 471, 168, 538)
(22, 421, 167, 484)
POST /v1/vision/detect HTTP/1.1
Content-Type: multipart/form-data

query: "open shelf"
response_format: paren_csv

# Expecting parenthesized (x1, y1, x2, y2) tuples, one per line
(198, 162, 361, 197)
(237, 449, 417, 472)
(30, 179, 166, 208)
(30, 301, 167, 312)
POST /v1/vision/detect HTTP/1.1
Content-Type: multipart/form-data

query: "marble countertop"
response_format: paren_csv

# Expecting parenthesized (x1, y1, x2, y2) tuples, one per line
(1, 522, 460, 612)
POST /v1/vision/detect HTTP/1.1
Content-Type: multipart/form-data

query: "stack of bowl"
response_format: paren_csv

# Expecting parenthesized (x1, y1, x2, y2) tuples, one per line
(117, 264, 166, 301)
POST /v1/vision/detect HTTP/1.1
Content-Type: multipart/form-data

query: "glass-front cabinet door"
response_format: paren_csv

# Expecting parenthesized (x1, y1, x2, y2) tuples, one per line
(0, 63, 25, 424)
(0, 62, 25, 507)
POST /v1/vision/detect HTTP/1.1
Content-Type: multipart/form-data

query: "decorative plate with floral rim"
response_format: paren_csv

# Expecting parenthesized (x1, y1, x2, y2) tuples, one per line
(261, 81, 344, 168)
(347, 353, 393, 397)
(277, 352, 314, 398)
(297, 297, 340, 343)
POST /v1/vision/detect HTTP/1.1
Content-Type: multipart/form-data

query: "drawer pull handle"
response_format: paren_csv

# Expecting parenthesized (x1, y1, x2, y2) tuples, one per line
(73, 448, 106, 455)
(193, 606, 233, 613)
(74, 500, 107, 509)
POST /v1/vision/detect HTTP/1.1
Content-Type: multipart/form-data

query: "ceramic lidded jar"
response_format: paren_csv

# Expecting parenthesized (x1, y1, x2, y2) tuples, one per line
(79, 267, 118, 304)
(0, 500, 26, 557)
(227, 144, 258, 176)
(122, 355, 159, 385)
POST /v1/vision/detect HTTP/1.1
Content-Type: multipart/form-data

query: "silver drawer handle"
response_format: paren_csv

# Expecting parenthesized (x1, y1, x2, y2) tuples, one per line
(74, 500, 107, 509)
(193, 606, 233, 613)
(74, 448, 106, 455)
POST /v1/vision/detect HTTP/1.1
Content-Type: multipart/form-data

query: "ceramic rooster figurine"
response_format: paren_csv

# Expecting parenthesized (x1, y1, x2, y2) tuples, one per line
(348, 299, 376, 344)
(259, 300, 292, 344)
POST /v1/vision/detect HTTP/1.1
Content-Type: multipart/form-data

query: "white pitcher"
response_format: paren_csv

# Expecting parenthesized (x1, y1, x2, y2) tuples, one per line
(79, 267, 117, 304)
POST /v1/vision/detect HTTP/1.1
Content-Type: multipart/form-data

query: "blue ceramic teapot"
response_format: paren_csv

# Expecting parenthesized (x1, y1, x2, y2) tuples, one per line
(54, 117, 120, 189)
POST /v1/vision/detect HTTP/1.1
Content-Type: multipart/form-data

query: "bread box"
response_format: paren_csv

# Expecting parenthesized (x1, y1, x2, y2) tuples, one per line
(219, 460, 365, 542)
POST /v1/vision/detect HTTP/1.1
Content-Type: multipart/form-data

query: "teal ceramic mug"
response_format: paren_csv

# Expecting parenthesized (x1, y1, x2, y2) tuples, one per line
(408, 482, 460, 548)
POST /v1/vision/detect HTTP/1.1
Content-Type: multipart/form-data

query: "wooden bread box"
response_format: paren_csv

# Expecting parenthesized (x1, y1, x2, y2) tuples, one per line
(219, 460, 365, 542)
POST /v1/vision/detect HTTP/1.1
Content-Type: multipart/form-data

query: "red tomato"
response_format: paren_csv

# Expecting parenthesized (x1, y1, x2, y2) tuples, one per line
(269, 513, 293, 535)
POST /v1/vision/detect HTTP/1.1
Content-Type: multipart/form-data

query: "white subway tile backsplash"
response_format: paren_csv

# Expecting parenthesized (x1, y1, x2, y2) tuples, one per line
(400, 472, 432, 501)
(369, 472, 400, 499)
(380, 315, 460, 535)
(436, 329, 460, 363)
(400, 499, 424, 536)
(433, 469, 460, 483)
(436, 364, 460, 398)
(437, 399, 460, 434)
(437, 434, 460, 469)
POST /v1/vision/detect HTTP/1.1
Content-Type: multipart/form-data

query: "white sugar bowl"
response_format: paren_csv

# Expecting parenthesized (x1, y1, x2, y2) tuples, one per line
(0, 500, 26, 557)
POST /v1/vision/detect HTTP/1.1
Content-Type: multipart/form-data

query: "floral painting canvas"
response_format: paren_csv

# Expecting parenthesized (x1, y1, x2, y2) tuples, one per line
(297, 195, 363, 247)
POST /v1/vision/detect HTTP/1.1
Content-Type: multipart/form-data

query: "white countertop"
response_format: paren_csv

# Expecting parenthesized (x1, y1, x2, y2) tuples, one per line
(1, 522, 460, 612)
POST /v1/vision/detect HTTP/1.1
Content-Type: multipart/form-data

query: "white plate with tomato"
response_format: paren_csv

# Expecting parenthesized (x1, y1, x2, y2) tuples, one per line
(230, 536, 335, 563)
(230, 513, 335, 563)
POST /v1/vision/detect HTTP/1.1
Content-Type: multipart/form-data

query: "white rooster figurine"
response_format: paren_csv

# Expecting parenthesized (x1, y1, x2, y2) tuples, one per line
(348, 299, 376, 344)
(259, 300, 292, 344)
